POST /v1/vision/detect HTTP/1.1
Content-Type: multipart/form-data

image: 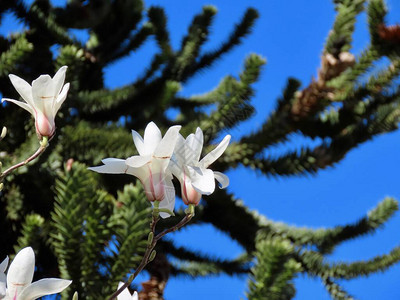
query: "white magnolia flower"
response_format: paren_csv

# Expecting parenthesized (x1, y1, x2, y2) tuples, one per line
(2, 66, 70, 138)
(169, 127, 230, 205)
(117, 282, 138, 300)
(89, 122, 181, 218)
(1, 247, 71, 300)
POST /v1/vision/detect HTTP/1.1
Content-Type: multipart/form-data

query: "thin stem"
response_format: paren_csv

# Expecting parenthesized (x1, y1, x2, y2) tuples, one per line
(0, 136, 48, 181)
(108, 207, 194, 300)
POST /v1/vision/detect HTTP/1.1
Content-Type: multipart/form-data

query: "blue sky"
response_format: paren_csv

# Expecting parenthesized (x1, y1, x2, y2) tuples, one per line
(2, 0, 400, 299)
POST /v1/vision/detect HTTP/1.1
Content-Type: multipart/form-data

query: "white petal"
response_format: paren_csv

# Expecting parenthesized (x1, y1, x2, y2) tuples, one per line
(31, 75, 55, 114)
(132, 291, 138, 300)
(117, 282, 133, 300)
(184, 127, 203, 164)
(8, 74, 34, 106)
(171, 133, 186, 165)
(7, 247, 35, 300)
(131, 130, 145, 156)
(158, 175, 176, 219)
(18, 278, 72, 300)
(199, 135, 231, 168)
(2, 98, 34, 115)
(0, 256, 9, 273)
(187, 166, 215, 195)
(213, 171, 229, 189)
(52, 66, 68, 97)
(125, 155, 151, 168)
(53, 83, 70, 115)
(88, 158, 128, 174)
(154, 125, 181, 158)
(0, 273, 6, 299)
(143, 122, 162, 155)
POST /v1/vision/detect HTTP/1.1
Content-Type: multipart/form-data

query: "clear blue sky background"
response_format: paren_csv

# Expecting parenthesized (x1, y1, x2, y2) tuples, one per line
(2, 0, 400, 299)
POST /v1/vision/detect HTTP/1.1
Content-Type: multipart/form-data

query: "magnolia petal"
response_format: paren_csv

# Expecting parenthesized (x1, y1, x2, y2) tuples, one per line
(2, 98, 34, 115)
(171, 133, 186, 165)
(53, 83, 70, 115)
(199, 135, 231, 168)
(7, 247, 35, 300)
(213, 171, 229, 189)
(184, 127, 203, 164)
(188, 166, 215, 195)
(52, 66, 68, 97)
(18, 278, 72, 300)
(117, 282, 137, 300)
(88, 158, 129, 174)
(158, 175, 176, 219)
(125, 155, 151, 168)
(0, 273, 6, 299)
(143, 122, 162, 155)
(154, 125, 181, 158)
(8, 74, 34, 106)
(31, 74, 54, 114)
(131, 130, 145, 156)
(0, 256, 8, 273)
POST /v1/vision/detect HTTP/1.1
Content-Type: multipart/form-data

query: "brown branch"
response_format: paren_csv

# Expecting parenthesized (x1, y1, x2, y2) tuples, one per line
(0, 137, 48, 182)
(108, 206, 194, 300)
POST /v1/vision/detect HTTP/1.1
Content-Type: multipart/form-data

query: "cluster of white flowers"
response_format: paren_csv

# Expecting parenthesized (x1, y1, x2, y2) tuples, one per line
(89, 122, 230, 218)
(1, 66, 231, 298)
(0, 247, 71, 300)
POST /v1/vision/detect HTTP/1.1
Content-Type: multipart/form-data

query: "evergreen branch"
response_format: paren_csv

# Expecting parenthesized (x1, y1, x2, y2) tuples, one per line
(160, 240, 250, 277)
(184, 8, 259, 78)
(322, 277, 354, 300)
(106, 22, 154, 64)
(195, 54, 265, 142)
(60, 122, 135, 164)
(325, 0, 366, 55)
(202, 189, 263, 252)
(240, 78, 301, 149)
(29, 2, 78, 46)
(257, 197, 398, 253)
(172, 5, 217, 81)
(327, 46, 380, 93)
(0, 34, 33, 77)
(367, 0, 387, 47)
(148, 6, 173, 57)
(297, 245, 400, 281)
(107, 184, 151, 293)
(247, 236, 301, 300)
(14, 213, 45, 252)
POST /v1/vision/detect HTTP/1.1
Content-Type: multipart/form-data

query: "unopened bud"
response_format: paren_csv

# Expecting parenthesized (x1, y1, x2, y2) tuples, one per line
(72, 291, 78, 300)
(148, 250, 156, 262)
(147, 232, 154, 244)
(0, 183, 3, 191)
(0, 127, 6, 139)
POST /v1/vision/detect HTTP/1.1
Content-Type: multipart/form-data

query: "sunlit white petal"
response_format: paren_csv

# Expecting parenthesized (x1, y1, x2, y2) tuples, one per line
(131, 130, 145, 155)
(213, 171, 229, 189)
(1, 98, 34, 115)
(0, 257, 8, 273)
(154, 125, 181, 158)
(143, 122, 162, 155)
(117, 282, 138, 300)
(188, 166, 215, 195)
(18, 278, 72, 300)
(7, 247, 35, 300)
(8, 74, 34, 106)
(199, 135, 231, 168)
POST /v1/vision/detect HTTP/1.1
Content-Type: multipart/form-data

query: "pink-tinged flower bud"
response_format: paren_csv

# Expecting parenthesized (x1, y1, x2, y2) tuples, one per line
(2, 66, 70, 140)
(35, 111, 55, 138)
(181, 177, 201, 205)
